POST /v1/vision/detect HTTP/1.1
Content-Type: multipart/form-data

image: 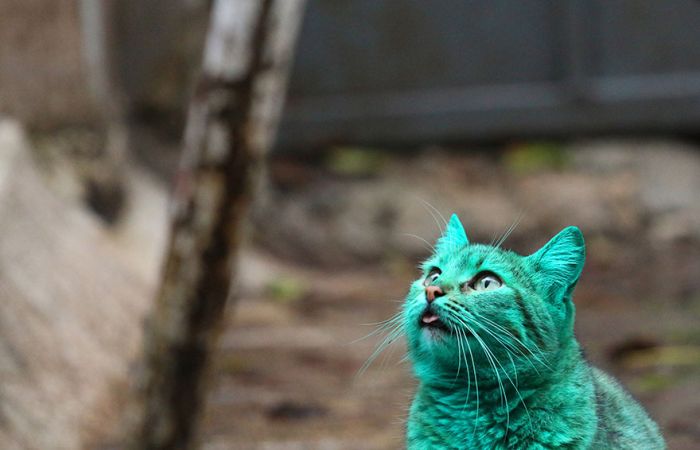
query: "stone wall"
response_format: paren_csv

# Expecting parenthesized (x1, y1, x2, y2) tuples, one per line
(0, 120, 167, 448)
(0, 0, 92, 128)
(0, 0, 207, 130)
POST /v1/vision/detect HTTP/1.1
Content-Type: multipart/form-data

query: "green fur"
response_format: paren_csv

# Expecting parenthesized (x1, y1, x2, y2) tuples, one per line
(403, 214, 665, 449)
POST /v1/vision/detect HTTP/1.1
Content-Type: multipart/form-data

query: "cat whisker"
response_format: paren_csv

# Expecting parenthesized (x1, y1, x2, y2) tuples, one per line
(458, 329, 473, 406)
(453, 329, 469, 411)
(359, 327, 402, 374)
(468, 310, 552, 372)
(452, 326, 463, 386)
(462, 328, 480, 437)
(486, 212, 525, 260)
(452, 314, 533, 441)
(352, 312, 404, 344)
(356, 321, 405, 377)
(400, 233, 435, 253)
(474, 321, 533, 440)
(380, 329, 406, 370)
(457, 305, 549, 365)
(447, 316, 503, 435)
(468, 315, 539, 371)
(508, 352, 518, 389)
(487, 216, 510, 248)
(359, 311, 404, 328)
(444, 302, 530, 367)
(495, 212, 524, 249)
(464, 321, 511, 440)
(417, 197, 447, 237)
(418, 198, 448, 229)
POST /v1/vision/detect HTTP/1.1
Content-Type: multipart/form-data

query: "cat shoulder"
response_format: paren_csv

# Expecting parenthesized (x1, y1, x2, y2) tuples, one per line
(590, 367, 665, 450)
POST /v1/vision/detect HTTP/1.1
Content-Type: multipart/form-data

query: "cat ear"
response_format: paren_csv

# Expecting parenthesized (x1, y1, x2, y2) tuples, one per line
(436, 213, 469, 253)
(528, 226, 585, 300)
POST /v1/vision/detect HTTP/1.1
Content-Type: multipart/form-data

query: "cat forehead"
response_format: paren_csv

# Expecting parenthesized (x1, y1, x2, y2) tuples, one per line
(429, 243, 522, 270)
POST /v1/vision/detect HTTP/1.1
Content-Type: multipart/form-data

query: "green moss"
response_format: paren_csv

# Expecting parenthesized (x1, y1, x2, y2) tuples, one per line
(621, 345, 700, 370)
(628, 373, 677, 394)
(326, 146, 387, 177)
(265, 276, 308, 304)
(503, 142, 569, 174)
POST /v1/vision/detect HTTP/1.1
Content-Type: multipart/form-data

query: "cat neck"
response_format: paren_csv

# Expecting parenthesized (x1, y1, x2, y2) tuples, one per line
(408, 340, 596, 448)
(417, 338, 582, 396)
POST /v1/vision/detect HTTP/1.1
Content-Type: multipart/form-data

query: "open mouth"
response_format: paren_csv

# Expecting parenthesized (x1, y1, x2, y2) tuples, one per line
(419, 308, 449, 331)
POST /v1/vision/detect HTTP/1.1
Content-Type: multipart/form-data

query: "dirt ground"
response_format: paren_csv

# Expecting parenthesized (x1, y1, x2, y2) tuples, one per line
(33, 135, 698, 449)
(199, 253, 700, 450)
(196, 144, 700, 450)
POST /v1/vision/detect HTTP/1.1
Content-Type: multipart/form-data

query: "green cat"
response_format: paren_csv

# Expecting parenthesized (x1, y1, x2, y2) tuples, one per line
(402, 214, 664, 449)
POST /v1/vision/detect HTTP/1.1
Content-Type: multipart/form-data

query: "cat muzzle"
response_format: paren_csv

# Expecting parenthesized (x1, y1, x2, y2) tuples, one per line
(419, 307, 449, 331)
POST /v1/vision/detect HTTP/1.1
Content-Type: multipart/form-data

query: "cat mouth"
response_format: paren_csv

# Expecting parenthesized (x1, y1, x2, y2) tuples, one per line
(419, 309, 449, 331)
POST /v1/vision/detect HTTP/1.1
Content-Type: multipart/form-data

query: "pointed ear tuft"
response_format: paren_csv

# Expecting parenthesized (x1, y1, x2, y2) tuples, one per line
(435, 213, 469, 253)
(529, 226, 585, 300)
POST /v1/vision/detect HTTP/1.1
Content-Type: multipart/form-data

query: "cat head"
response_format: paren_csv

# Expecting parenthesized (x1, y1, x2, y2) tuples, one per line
(403, 214, 585, 382)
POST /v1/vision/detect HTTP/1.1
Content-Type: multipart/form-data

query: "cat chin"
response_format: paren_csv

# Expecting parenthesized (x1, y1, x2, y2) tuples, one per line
(421, 326, 448, 344)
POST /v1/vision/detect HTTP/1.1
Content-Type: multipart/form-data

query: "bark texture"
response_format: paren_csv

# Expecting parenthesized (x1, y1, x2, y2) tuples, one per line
(129, 1, 306, 448)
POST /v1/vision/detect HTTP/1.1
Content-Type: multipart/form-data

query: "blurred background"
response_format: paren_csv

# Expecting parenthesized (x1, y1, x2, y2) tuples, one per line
(0, 1, 699, 449)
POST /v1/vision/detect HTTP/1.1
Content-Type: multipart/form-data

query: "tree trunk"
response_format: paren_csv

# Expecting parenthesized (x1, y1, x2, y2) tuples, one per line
(79, 0, 129, 224)
(128, 1, 305, 449)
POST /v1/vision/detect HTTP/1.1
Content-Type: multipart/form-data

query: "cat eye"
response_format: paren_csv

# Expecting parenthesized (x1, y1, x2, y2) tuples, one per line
(475, 275, 502, 291)
(423, 267, 441, 286)
(462, 272, 503, 292)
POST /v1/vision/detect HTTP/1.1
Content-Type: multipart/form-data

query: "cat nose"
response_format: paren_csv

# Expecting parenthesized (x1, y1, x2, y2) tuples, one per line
(425, 285, 445, 303)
